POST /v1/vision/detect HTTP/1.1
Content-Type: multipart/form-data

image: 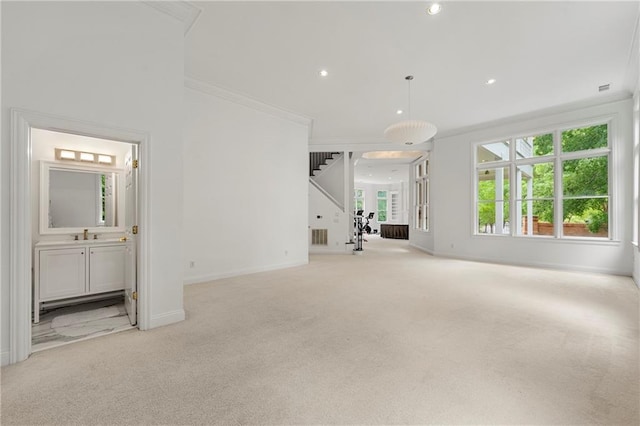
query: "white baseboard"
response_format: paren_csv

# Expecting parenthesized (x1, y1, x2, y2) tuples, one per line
(183, 259, 309, 285)
(149, 309, 185, 329)
(409, 243, 435, 256)
(433, 250, 632, 276)
(1, 350, 10, 367)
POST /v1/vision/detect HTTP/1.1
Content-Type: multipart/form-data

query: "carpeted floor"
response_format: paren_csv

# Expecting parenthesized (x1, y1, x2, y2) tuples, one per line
(1, 237, 638, 424)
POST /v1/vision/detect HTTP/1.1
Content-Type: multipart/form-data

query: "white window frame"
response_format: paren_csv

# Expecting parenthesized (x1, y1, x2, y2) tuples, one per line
(377, 190, 388, 223)
(474, 119, 613, 240)
(354, 188, 365, 213)
(390, 191, 400, 222)
(414, 158, 429, 231)
(633, 92, 640, 246)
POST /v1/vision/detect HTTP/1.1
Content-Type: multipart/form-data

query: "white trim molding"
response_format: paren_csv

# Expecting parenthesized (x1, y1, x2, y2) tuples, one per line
(8, 108, 152, 364)
(185, 77, 314, 127)
(183, 260, 308, 286)
(142, 1, 202, 35)
(149, 309, 186, 329)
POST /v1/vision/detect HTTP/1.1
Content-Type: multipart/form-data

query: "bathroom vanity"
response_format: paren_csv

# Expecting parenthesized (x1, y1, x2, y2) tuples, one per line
(33, 239, 129, 323)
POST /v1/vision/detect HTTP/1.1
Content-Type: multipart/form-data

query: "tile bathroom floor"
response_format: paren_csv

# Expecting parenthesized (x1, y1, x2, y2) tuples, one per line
(32, 297, 133, 352)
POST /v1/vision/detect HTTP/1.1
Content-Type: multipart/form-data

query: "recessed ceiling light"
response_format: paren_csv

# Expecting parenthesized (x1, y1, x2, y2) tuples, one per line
(319, 69, 328, 77)
(486, 78, 497, 85)
(427, 3, 442, 15)
(396, 109, 404, 115)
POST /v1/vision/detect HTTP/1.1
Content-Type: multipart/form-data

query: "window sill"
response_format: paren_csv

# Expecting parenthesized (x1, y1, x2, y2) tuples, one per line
(412, 228, 431, 234)
(473, 233, 622, 246)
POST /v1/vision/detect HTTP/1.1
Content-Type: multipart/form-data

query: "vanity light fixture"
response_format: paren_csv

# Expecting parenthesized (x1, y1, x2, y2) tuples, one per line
(319, 69, 329, 77)
(486, 78, 497, 85)
(58, 150, 76, 160)
(79, 152, 95, 162)
(396, 109, 404, 115)
(97, 155, 113, 164)
(55, 148, 116, 166)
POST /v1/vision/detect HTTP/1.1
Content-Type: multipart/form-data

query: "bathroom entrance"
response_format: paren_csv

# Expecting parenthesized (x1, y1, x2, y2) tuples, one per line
(30, 128, 140, 352)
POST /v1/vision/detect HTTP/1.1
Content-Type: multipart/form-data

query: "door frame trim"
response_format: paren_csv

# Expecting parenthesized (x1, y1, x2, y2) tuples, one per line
(9, 108, 151, 364)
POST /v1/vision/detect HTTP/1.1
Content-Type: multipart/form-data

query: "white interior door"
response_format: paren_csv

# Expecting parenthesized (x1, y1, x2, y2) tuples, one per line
(124, 146, 138, 325)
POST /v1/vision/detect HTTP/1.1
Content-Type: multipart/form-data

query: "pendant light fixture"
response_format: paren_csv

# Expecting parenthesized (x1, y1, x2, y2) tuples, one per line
(384, 75, 437, 145)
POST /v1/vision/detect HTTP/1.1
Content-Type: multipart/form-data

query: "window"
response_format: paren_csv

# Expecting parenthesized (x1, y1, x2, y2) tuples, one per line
(390, 192, 399, 221)
(475, 123, 610, 239)
(377, 190, 388, 222)
(354, 188, 365, 212)
(633, 93, 639, 245)
(477, 166, 510, 234)
(414, 159, 429, 231)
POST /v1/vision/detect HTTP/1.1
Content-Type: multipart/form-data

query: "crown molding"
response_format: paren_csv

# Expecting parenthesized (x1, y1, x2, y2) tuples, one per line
(184, 77, 313, 127)
(437, 92, 633, 140)
(142, 1, 201, 35)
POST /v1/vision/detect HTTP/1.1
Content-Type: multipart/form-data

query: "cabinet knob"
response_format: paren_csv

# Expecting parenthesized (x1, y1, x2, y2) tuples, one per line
(80, 252, 84, 255)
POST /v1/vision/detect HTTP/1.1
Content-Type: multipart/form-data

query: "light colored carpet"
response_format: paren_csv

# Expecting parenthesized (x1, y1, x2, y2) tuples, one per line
(1, 237, 638, 425)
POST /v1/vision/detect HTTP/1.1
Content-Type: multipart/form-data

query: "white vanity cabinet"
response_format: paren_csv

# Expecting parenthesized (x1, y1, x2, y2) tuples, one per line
(38, 247, 87, 301)
(34, 241, 127, 323)
(89, 245, 127, 294)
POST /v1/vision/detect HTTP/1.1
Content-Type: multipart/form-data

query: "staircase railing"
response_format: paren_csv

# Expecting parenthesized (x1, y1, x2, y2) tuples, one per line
(309, 152, 340, 176)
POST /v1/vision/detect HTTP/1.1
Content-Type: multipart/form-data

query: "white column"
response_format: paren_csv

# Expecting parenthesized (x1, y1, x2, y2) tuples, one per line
(515, 168, 522, 235)
(495, 168, 504, 234)
(527, 177, 534, 236)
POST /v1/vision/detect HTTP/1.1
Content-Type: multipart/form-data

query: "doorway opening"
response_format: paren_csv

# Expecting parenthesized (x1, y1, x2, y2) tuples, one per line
(9, 108, 151, 364)
(353, 150, 425, 242)
(30, 128, 139, 352)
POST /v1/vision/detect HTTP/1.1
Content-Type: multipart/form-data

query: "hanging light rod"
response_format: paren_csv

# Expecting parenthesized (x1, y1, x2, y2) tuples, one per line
(384, 75, 438, 145)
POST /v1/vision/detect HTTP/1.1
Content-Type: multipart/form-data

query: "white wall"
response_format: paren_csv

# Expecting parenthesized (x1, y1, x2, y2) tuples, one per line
(2, 1, 185, 364)
(309, 182, 350, 253)
(183, 86, 309, 284)
(424, 98, 634, 275)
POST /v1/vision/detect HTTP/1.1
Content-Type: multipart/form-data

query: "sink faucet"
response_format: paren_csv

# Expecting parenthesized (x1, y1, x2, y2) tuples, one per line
(83, 229, 88, 240)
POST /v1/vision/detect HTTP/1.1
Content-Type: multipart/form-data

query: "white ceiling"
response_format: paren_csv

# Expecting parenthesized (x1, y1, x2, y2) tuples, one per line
(186, 1, 639, 147)
(355, 157, 413, 185)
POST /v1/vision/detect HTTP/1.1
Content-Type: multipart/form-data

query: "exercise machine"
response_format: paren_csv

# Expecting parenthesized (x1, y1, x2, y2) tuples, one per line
(353, 211, 375, 253)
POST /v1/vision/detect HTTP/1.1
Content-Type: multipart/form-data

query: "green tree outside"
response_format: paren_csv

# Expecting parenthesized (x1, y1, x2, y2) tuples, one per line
(478, 124, 608, 234)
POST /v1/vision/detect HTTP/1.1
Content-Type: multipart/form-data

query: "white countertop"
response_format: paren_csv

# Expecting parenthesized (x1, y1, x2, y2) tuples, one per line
(35, 238, 128, 247)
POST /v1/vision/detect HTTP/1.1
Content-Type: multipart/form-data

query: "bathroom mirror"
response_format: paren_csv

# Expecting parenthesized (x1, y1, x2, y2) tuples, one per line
(40, 161, 125, 235)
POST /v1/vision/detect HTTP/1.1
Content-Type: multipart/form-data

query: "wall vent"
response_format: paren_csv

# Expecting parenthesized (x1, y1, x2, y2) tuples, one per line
(311, 229, 328, 245)
(598, 84, 610, 92)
